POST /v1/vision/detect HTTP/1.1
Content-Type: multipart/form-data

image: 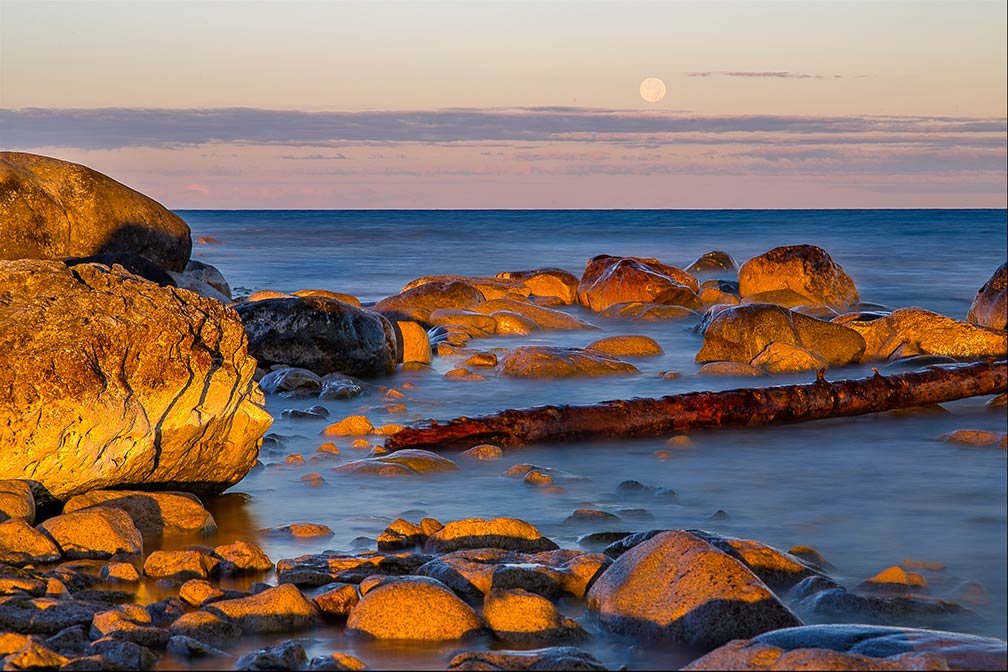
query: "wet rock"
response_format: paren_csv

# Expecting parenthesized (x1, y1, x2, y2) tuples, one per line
(346, 576, 484, 640)
(145, 597, 188, 629)
(686, 624, 1008, 671)
(790, 577, 969, 629)
(687, 529, 824, 591)
(446, 647, 607, 671)
(586, 530, 801, 648)
(376, 519, 425, 552)
(0, 151, 191, 270)
(697, 361, 767, 377)
(0, 633, 28, 656)
(205, 583, 320, 634)
(0, 480, 34, 523)
(0, 597, 108, 634)
(392, 320, 432, 366)
(492, 268, 578, 304)
(738, 244, 859, 311)
(236, 296, 397, 377)
(483, 588, 586, 645)
(585, 334, 663, 357)
(213, 540, 273, 575)
(470, 298, 596, 331)
(374, 280, 485, 324)
(313, 583, 360, 619)
(259, 367, 323, 395)
(143, 549, 219, 582)
(43, 626, 90, 658)
(167, 610, 241, 646)
(1, 638, 68, 670)
(0, 260, 269, 499)
(62, 491, 216, 536)
(858, 566, 929, 595)
(165, 634, 228, 658)
(598, 302, 700, 321)
(322, 415, 374, 436)
(276, 551, 433, 587)
(0, 576, 47, 597)
(403, 275, 529, 301)
(179, 579, 225, 607)
(181, 259, 231, 299)
(696, 303, 865, 366)
(0, 519, 62, 565)
(939, 429, 1007, 448)
(463, 352, 499, 367)
(319, 375, 365, 400)
(84, 636, 156, 671)
(307, 653, 367, 671)
(788, 545, 834, 570)
(336, 449, 459, 477)
(90, 604, 169, 649)
(966, 263, 1007, 330)
(837, 307, 1007, 360)
(750, 341, 828, 373)
(37, 507, 142, 560)
(235, 640, 308, 671)
(425, 518, 559, 554)
(266, 523, 334, 538)
(461, 444, 504, 460)
(99, 562, 141, 584)
(429, 308, 499, 334)
(500, 346, 638, 378)
(578, 255, 700, 312)
(687, 250, 739, 278)
(742, 288, 824, 309)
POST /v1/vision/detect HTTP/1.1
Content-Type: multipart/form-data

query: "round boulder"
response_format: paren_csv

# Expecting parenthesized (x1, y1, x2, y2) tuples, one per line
(425, 518, 559, 554)
(0, 152, 191, 271)
(585, 530, 801, 649)
(577, 255, 700, 312)
(738, 245, 859, 311)
(346, 576, 484, 640)
(237, 296, 397, 378)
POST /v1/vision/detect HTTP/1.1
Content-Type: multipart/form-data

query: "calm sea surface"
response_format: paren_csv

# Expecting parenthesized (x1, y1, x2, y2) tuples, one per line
(164, 210, 1006, 670)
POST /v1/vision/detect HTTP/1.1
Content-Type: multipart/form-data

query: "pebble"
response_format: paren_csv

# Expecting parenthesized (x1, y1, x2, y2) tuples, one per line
(460, 444, 504, 460)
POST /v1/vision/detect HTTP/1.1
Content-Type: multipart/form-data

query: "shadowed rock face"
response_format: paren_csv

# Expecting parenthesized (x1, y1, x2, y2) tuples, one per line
(0, 152, 191, 272)
(0, 260, 271, 500)
(967, 263, 1007, 330)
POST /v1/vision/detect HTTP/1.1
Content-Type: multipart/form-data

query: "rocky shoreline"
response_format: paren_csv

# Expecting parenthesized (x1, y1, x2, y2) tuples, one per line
(2, 153, 1006, 670)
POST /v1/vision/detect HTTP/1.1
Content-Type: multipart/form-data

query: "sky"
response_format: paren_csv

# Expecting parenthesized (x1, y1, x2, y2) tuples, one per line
(1, 0, 1005, 208)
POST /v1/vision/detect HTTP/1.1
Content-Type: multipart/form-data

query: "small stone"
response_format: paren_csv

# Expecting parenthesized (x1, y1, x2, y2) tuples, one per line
(957, 581, 991, 606)
(788, 545, 833, 570)
(235, 640, 308, 671)
(37, 507, 142, 560)
(0, 479, 35, 523)
(420, 518, 444, 536)
(90, 604, 169, 649)
(321, 416, 374, 436)
(213, 540, 273, 574)
(425, 518, 559, 554)
(938, 429, 1006, 448)
(483, 588, 586, 644)
(144, 549, 220, 581)
(665, 435, 693, 448)
(167, 610, 241, 645)
(524, 470, 554, 487)
(3, 638, 69, 670)
(463, 352, 498, 367)
(461, 444, 503, 460)
(179, 579, 225, 607)
(0, 518, 62, 565)
(308, 653, 367, 671)
(709, 509, 730, 520)
(446, 647, 606, 671)
(100, 562, 141, 583)
(565, 509, 620, 523)
(585, 334, 664, 357)
(146, 597, 188, 628)
(313, 583, 360, 618)
(858, 566, 929, 594)
(165, 634, 228, 658)
(317, 442, 341, 454)
(654, 450, 673, 460)
(285, 454, 306, 465)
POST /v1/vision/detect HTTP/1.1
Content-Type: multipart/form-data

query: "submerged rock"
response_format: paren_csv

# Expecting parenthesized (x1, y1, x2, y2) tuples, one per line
(496, 267, 581, 304)
(447, 647, 606, 671)
(585, 334, 663, 356)
(578, 255, 700, 312)
(425, 518, 559, 554)
(967, 263, 1007, 330)
(500, 346, 639, 378)
(0, 152, 191, 271)
(685, 624, 1008, 671)
(0, 260, 270, 499)
(236, 296, 397, 378)
(374, 280, 486, 324)
(836, 306, 1007, 360)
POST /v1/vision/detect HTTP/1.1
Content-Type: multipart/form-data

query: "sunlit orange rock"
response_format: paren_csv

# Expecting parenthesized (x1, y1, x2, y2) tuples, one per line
(836, 307, 1007, 360)
(496, 268, 581, 305)
(0, 152, 191, 271)
(500, 346, 639, 378)
(577, 255, 700, 312)
(0, 260, 270, 500)
(738, 244, 859, 311)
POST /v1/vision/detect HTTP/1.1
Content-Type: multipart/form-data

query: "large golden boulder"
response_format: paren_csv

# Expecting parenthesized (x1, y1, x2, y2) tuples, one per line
(0, 152, 191, 271)
(0, 260, 271, 500)
(738, 245, 858, 311)
(966, 264, 1007, 330)
(577, 255, 700, 312)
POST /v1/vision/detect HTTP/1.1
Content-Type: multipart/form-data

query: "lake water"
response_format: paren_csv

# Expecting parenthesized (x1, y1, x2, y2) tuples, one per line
(164, 209, 1006, 670)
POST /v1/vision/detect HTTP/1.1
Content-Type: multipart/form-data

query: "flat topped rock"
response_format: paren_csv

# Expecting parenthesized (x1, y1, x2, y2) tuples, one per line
(63, 490, 216, 536)
(425, 518, 559, 554)
(500, 346, 639, 378)
(37, 507, 142, 560)
(0, 151, 191, 271)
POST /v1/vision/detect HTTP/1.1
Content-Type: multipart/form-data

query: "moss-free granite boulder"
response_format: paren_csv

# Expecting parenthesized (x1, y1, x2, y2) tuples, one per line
(0, 152, 191, 271)
(966, 263, 1007, 330)
(0, 260, 271, 499)
(738, 244, 859, 311)
(346, 576, 483, 640)
(577, 255, 700, 312)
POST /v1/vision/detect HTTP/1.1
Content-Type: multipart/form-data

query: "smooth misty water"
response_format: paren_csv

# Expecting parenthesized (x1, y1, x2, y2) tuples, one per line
(163, 210, 1005, 670)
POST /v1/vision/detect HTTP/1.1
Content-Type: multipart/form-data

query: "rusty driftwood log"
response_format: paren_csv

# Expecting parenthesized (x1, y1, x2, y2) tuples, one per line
(385, 359, 1007, 451)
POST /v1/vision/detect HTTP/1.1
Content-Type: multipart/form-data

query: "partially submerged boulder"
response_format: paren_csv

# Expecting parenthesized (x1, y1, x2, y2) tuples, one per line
(577, 255, 700, 312)
(62, 491, 216, 536)
(500, 346, 639, 378)
(425, 518, 559, 554)
(738, 245, 859, 311)
(496, 268, 581, 304)
(585, 530, 801, 649)
(966, 263, 1007, 330)
(0, 152, 192, 271)
(346, 576, 484, 640)
(836, 307, 1007, 360)
(235, 296, 397, 378)
(0, 260, 270, 499)
(374, 280, 486, 324)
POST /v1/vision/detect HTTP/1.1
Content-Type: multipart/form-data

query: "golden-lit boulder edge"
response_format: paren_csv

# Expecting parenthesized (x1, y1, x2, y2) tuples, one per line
(0, 152, 191, 272)
(0, 259, 272, 500)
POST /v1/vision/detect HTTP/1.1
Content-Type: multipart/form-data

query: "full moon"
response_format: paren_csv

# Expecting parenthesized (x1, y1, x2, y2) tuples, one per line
(639, 77, 666, 103)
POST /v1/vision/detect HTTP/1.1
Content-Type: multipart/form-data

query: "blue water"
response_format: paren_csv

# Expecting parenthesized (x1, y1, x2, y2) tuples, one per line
(165, 210, 1005, 670)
